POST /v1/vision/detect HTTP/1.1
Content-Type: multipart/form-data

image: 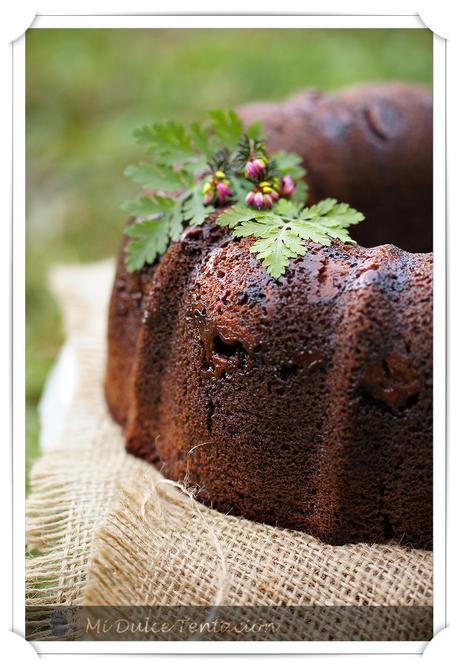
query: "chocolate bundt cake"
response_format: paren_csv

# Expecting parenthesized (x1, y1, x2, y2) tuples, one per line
(105, 83, 433, 548)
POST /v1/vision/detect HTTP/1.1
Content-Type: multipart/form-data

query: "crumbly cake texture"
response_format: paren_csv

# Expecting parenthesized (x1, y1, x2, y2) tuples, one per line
(105, 83, 433, 548)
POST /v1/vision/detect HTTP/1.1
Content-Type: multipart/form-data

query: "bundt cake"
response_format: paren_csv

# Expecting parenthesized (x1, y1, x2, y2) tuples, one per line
(105, 83, 433, 548)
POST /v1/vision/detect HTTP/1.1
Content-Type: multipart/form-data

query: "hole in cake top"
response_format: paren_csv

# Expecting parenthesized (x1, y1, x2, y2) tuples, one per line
(213, 335, 243, 358)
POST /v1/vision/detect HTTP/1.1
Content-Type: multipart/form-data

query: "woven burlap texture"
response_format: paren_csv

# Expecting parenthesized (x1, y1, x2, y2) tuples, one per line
(26, 261, 432, 639)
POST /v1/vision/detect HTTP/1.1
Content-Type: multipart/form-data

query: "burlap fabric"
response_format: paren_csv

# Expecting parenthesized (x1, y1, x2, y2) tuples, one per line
(26, 261, 433, 642)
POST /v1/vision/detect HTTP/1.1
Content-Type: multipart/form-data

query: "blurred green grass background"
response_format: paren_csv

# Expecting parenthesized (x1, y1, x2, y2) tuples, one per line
(26, 28, 432, 485)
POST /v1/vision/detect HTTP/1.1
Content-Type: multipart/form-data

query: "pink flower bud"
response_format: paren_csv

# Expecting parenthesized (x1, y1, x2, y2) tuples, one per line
(254, 192, 264, 210)
(279, 175, 296, 198)
(271, 190, 280, 203)
(263, 194, 273, 209)
(203, 192, 213, 206)
(216, 181, 232, 204)
(245, 158, 266, 181)
(245, 161, 257, 180)
(246, 191, 256, 207)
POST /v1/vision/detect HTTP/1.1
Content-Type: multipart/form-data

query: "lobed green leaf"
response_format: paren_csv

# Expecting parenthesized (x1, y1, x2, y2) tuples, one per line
(124, 199, 183, 272)
(120, 195, 176, 217)
(182, 184, 211, 227)
(134, 120, 194, 161)
(272, 150, 306, 180)
(220, 197, 364, 278)
(208, 110, 243, 150)
(216, 204, 263, 229)
(124, 163, 192, 191)
(123, 110, 364, 278)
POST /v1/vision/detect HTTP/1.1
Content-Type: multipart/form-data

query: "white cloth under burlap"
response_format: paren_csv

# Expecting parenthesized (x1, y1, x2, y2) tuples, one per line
(26, 261, 433, 642)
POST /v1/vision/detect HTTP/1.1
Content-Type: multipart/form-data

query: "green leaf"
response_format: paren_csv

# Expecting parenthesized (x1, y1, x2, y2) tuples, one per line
(232, 217, 306, 278)
(301, 198, 364, 228)
(272, 150, 306, 180)
(120, 196, 174, 217)
(216, 204, 263, 230)
(134, 119, 213, 175)
(292, 179, 309, 205)
(190, 121, 217, 159)
(217, 198, 364, 279)
(124, 199, 183, 272)
(228, 174, 254, 205)
(122, 110, 362, 278)
(274, 198, 302, 217)
(208, 110, 243, 150)
(182, 184, 211, 227)
(301, 197, 336, 217)
(246, 120, 264, 140)
(288, 221, 333, 245)
(231, 219, 276, 237)
(251, 228, 304, 279)
(134, 120, 195, 163)
(124, 218, 170, 272)
(124, 163, 191, 191)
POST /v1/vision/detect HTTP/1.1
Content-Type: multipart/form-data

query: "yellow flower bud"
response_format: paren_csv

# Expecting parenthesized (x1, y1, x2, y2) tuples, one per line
(259, 181, 270, 188)
(262, 186, 272, 194)
(223, 179, 230, 186)
(202, 182, 212, 194)
(215, 170, 225, 179)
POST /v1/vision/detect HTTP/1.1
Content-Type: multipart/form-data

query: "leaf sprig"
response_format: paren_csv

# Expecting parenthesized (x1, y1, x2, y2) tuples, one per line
(217, 199, 364, 279)
(122, 111, 285, 272)
(122, 109, 364, 277)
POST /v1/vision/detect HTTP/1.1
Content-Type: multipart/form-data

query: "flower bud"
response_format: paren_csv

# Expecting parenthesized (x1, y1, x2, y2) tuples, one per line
(271, 190, 280, 203)
(203, 192, 213, 206)
(215, 170, 226, 180)
(254, 192, 264, 209)
(279, 175, 296, 198)
(245, 158, 266, 181)
(246, 191, 256, 207)
(245, 161, 257, 180)
(263, 194, 273, 209)
(216, 181, 232, 204)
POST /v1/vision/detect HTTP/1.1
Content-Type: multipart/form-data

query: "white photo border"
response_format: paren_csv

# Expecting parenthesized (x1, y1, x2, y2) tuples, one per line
(13, 12, 445, 656)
